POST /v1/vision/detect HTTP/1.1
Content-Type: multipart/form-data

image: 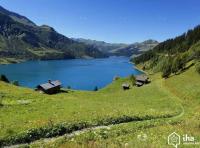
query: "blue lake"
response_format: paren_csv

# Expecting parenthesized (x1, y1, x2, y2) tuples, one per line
(0, 56, 142, 90)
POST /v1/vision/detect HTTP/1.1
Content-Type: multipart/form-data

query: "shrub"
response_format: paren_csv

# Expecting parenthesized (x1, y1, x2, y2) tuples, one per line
(0, 100, 3, 107)
(94, 86, 98, 91)
(142, 66, 146, 71)
(195, 62, 200, 74)
(191, 46, 200, 60)
(162, 63, 172, 78)
(171, 57, 179, 74)
(6, 129, 14, 135)
(12, 81, 19, 86)
(162, 68, 171, 78)
(161, 58, 172, 78)
(0, 93, 4, 107)
(0, 75, 9, 83)
(179, 54, 187, 70)
(113, 76, 120, 81)
(129, 74, 136, 86)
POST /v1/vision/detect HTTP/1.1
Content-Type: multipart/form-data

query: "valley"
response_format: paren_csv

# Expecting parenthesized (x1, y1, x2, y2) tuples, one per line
(0, 2, 200, 148)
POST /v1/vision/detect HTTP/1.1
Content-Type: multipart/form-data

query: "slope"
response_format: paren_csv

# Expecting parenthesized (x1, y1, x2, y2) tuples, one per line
(0, 6, 106, 64)
(29, 66, 200, 148)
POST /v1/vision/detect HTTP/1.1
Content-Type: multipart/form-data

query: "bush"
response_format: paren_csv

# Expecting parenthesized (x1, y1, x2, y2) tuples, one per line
(0, 75, 9, 83)
(196, 62, 200, 74)
(142, 66, 146, 71)
(0, 93, 4, 107)
(191, 45, 200, 60)
(180, 54, 187, 70)
(171, 57, 180, 74)
(162, 68, 171, 78)
(161, 58, 172, 78)
(12, 81, 19, 86)
(129, 74, 136, 86)
(113, 76, 120, 81)
(0, 100, 3, 107)
(94, 86, 98, 91)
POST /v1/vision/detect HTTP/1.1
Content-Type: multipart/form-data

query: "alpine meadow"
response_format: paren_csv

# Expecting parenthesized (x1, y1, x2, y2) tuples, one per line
(0, 1, 200, 148)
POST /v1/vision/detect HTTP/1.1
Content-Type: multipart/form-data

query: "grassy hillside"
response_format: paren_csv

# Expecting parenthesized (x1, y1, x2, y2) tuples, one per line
(132, 25, 200, 79)
(0, 21, 199, 147)
(0, 70, 184, 146)
(30, 66, 200, 148)
(1, 65, 199, 147)
(133, 25, 200, 64)
(0, 6, 106, 64)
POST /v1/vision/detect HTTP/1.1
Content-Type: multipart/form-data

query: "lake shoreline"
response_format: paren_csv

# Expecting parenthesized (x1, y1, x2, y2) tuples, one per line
(0, 57, 142, 90)
(0, 56, 101, 65)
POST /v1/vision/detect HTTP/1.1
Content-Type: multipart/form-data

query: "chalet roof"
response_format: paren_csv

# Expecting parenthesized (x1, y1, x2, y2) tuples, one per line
(135, 81, 143, 86)
(122, 83, 130, 87)
(135, 74, 149, 82)
(50, 80, 61, 86)
(39, 80, 61, 90)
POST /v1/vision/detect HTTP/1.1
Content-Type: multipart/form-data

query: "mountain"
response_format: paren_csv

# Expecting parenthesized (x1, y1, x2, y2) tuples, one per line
(0, 6, 36, 27)
(133, 25, 200, 77)
(110, 39, 159, 57)
(72, 38, 128, 54)
(0, 6, 106, 64)
(73, 38, 158, 57)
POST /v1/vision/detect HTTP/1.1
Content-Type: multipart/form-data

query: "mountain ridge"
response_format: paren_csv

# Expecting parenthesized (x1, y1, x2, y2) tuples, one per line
(73, 38, 159, 57)
(0, 6, 36, 27)
(0, 6, 106, 64)
(133, 25, 200, 77)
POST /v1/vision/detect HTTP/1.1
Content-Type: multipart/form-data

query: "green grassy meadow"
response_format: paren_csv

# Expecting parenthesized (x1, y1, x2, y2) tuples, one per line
(0, 65, 199, 147)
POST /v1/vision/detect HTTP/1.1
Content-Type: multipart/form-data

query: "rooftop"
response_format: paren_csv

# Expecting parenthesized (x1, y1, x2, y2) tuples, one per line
(135, 74, 149, 81)
(39, 80, 61, 90)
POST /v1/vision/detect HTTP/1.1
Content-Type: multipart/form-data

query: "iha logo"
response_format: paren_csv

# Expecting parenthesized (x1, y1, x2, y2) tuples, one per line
(183, 134, 195, 143)
(168, 132, 198, 148)
(168, 132, 180, 148)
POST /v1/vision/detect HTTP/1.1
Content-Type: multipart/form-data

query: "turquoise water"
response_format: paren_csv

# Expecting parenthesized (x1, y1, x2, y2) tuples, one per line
(0, 56, 142, 90)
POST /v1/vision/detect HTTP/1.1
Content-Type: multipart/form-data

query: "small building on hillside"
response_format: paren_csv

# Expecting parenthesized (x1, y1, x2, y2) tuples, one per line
(135, 74, 150, 87)
(122, 83, 130, 90)
(36, 80, 62, 94)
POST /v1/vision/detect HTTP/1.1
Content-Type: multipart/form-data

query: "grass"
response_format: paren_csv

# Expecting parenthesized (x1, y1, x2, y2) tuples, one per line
(0, 65, 199, 147)
(0, 71, 181, 144)
(30, 66, 199, 148)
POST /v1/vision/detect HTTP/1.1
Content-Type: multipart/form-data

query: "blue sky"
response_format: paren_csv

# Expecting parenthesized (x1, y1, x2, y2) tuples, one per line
(1, 0, 200, 43)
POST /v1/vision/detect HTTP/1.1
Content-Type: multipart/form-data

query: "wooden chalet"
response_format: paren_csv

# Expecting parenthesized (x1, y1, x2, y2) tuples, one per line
(135, 74, 150, 87)
(36, 80, 62, 94)
(122, 83, 130, 90)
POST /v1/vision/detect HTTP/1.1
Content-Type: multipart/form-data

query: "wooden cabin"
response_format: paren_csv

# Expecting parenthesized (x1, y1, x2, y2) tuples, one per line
(135, 74, 150, 87)
(135, 81, 143, 87)
(36, 80, 62, 94)
(122, 83, 130, 90)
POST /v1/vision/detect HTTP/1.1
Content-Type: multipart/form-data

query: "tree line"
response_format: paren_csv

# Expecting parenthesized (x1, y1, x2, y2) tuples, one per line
(132, 24, 200, 77)
(133, 25, 200, 64)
